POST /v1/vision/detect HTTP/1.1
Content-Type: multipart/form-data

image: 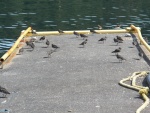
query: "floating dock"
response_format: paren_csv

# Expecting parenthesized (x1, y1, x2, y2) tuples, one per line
(0, 25, 150, 113)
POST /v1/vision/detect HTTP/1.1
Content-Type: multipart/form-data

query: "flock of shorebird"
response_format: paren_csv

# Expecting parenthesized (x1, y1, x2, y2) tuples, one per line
(19, 28, 143, 62)
(0, 25, 144, 98)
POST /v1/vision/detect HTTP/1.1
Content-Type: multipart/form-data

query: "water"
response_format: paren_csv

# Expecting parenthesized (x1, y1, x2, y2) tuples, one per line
(0, 0, 150, 57)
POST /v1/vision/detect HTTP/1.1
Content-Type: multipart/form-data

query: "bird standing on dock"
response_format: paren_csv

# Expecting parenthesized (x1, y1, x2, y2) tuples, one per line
(19, 48, 24, 54)
(113, 38, 123, 45)
(39, 36, 45, 41)
(132, 40, 137, 47)
(73, 31, 80, 38)
(116, 36, 123, 41)
(31, 28, 37, 34)
(31, 37, 38, 42)
(116, 54, 126, 62)
(26, 41, 35, 50)
(90, 29, 98, 34)
(0, 86, 10, 98)
(79, 39, 88, 48)
(46, 39, 50, 47)
(52, 44, 60, 51)
(112, 47, 121, 55)
(98, 37, 107, 43)
(80, 33, 88, 40)
(58, 29, 64, 34)
(138, 50, 143, 60)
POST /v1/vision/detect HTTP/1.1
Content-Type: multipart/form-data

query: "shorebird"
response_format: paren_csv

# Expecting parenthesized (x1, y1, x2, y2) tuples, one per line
(31, 37, 38, 42)
(116, 36, 123, 41)
(26, 41, 35, 50)
(132, 40, 137, 47)
(90, 29, 98, 34)
(73, 31, 80, 38)
(18, 48, 24, 54)
(112, 47, 121, 55)
(46, 39, 50, 47)
(125, 33, 131, 37)
(79, 39, 88, 48)
(98, 36, 107, 43)
(113, 38, 123, 45)
(58, 29, 64, 34)
(52, 44, 60, 51)
(0, 86, 10, 98)
(138, 50, 143, 60)
(31, 29, 37, 34)
(116, 54, 126, 62)
(80, 33, 88, 39)
(39, 36, 45, 41)
(98, 25, 102, 30)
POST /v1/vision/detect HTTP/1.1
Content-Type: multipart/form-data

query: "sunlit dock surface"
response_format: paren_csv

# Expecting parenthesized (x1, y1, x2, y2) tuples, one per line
(0, 33, 150, 113)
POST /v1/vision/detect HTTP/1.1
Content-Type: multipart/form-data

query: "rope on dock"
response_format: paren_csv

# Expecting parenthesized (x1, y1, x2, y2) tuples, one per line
(119, 71, 149, 113)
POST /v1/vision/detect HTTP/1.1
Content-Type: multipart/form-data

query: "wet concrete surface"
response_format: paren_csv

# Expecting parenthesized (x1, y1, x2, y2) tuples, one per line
(0, 33, 150, 113)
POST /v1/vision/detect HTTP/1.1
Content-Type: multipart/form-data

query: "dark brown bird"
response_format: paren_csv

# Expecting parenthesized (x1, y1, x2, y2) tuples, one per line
(73, 31, 80, 38)
(113, 38, 123, 45)
(116, 36, 123, 41)
(39, 36, 45, 41)
(58, 29, 64, 34)
(0, 86, 10, 98)
(90, 29, 98, 34)
(46, 39, 50, 47)
(52, 44, 60, 50)
(26, 41, 35, 50)
(138, 50, 143, 60)
(132, 40, 137, 47)
(79, 39, 88, 48)
(80, 33, 88, 39)
(112, 47, 121, 55)
(98, 37, 107, 43)
(116, 54, 126, 62)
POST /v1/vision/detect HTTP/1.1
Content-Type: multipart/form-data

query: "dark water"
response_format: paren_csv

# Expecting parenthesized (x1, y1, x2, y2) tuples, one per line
(0, 0, 150, 57)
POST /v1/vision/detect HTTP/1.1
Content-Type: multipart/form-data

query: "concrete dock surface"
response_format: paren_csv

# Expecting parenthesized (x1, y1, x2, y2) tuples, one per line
(0, 33, 150, 113)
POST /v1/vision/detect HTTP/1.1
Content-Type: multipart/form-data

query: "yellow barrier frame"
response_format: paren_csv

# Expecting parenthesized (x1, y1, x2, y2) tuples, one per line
(0, 25, 144, 69)
(131, 25, 150, 52)
(0, 27, 32, 68)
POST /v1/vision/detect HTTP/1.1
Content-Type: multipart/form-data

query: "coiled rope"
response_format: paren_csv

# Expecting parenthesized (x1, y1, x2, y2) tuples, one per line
(119, 71, 149, 113)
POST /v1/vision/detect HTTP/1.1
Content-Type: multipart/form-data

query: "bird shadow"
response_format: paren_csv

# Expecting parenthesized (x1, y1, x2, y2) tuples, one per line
(78, 46, 84, 48)
(98, 42, 104, 44)
(110, 61, 121, 63)
(69, 37, 77, 39)
(16, 53, 22, 55)
(41, 46, 48, 48)
(109, 44, 118, 46)
(128, 46, 134, 48)
(43, 56, 50, 58)
(26, 50, 34, 52)
(110, 54, 116, 56)
(134, 95, 142, 99)
(133, 58, 140, 60)
(0, 96, 6, 98)
(142, 76, 149, 87)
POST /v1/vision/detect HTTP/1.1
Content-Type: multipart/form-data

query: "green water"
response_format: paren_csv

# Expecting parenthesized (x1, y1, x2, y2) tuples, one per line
(0, 0, 150, 57)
